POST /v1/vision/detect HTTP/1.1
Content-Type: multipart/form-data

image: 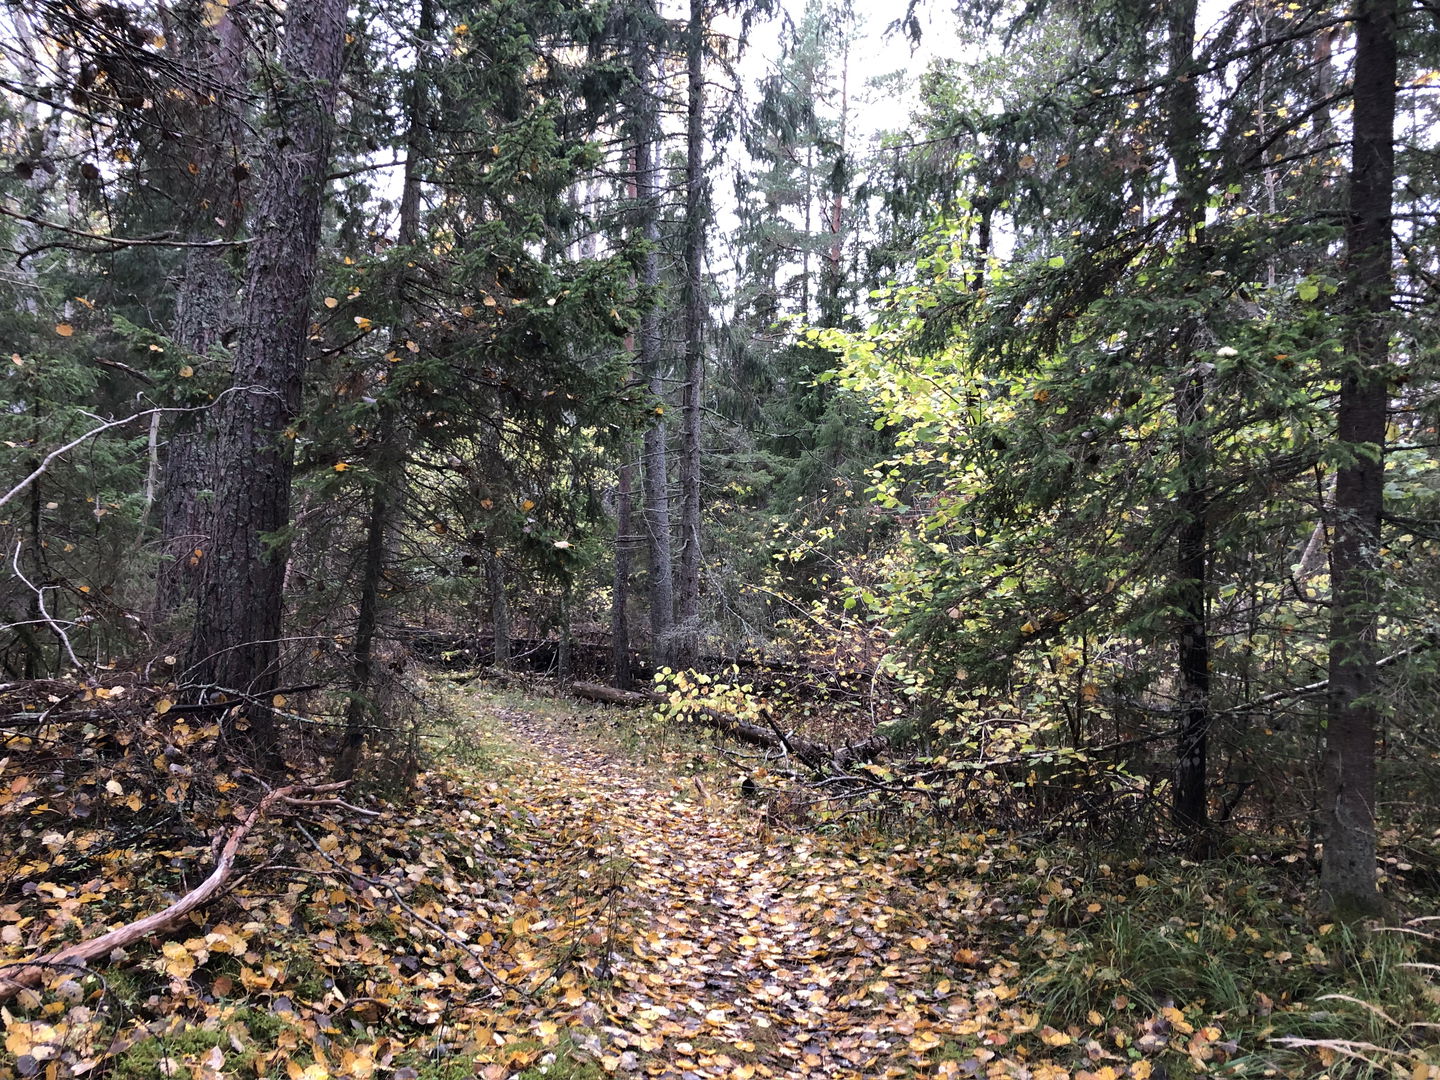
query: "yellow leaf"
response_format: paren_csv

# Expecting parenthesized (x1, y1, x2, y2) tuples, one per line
(1087, 1009, 1103, 1026)
(162, 940, 196, 978)
(179, 365, 194, 378)
(521, 499, 535, 511)
(155, 697, 173, 715)
(272, 694, 286, 708)
(324, 297, 339, 308)
(405, 340, 420, 352)
(5, 1027, 31, 1056)
(55, 323, 74, 337)
(333, 462, 349, 472)
(354, 316, 373, 330)
(906, 936, 930, 953)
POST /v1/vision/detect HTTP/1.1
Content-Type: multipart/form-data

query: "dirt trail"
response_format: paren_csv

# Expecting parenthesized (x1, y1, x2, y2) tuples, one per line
(488, 704, 1026, 1080)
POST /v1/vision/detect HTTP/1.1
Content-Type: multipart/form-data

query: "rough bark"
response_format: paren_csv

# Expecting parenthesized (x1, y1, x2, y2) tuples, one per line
(186, 1, 347, 748)
(155, 3, 249, 620)
(488, 552, 512, 668)
(676, 0, 707, 666)
(632, 21, 675, 668)
(1320, 0, 1395, 916)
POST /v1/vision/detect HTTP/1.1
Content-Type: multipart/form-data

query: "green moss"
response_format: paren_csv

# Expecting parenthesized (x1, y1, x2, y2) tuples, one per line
(108, 1026, 234, 1080)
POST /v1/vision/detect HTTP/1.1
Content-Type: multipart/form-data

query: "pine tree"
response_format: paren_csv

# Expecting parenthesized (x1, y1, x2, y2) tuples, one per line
(187, 0, 349, 748)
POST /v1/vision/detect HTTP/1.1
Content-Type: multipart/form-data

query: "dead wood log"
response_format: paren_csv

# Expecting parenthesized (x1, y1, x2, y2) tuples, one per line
(570, 681, 886, 776)
(0, 781, 354, 1001)
(571, 681, 660, 707)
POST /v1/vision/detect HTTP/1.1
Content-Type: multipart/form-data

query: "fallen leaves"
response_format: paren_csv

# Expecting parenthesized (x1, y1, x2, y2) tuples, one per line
(1, 681, 1431, 1080)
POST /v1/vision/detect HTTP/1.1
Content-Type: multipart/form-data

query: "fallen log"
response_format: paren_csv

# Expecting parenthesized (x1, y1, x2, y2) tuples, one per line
(572, 681, 660, 707)
(569, 681, 887, 776)
(0, 781, 357, 1001)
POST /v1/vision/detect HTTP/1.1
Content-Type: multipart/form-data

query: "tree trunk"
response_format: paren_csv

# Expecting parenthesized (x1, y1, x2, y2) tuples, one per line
(557, 588, 573, 684)
(488, 551, 511, 668)
(1164, 0, 1212, 839)
(186, 0, 347, 752)
(1320, 0, 1395, 916)
(676, 0, 706, 666)
(155, 3, 249, 621)
(822, 41, 848, 326)
(632, 20, 675, 669)
(611, 452, 635, 689)
(1174, 363, 1211, 837)
(336, 0, 433, 779)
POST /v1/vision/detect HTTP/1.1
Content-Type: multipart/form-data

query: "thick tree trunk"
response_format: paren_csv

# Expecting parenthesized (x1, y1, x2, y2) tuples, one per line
(676, 0, 706, 666)
(155, 4, 249, 620)
(158, 250, 230, 617)
(1320, 0, 1395, 916)
(632, 22, 675, 668)
(186, 1, 347, 750)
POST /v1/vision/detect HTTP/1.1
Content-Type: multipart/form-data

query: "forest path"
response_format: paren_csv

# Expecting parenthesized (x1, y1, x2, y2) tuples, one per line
(477, 695, 1040, 1080)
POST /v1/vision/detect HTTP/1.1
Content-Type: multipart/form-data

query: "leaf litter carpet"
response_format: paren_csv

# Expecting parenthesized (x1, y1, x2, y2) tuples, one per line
(486, 703, 1069, 1080)
(0, 690, 1110, 1080)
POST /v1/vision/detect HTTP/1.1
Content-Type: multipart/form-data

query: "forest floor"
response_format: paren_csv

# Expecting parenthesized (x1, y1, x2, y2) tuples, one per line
(3, 679, 1437, 1080)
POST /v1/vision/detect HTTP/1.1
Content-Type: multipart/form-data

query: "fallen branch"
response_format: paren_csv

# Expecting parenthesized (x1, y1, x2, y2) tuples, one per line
(0, 781, 352, 1001)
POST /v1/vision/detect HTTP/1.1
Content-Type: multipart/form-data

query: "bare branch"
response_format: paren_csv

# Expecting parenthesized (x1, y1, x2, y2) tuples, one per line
(0, 386, 274, 513)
